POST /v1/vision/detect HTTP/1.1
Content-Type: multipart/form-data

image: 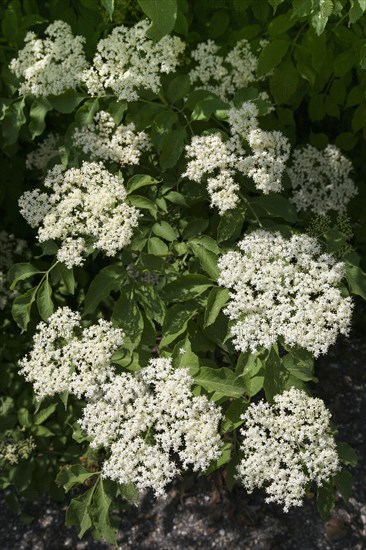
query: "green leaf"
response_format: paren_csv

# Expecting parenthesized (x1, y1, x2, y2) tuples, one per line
(128, 195, 158, 218)
(166, 74, 191, 103)
(337, 442, 358, 467)
(268, 13, 296, 35)
(205, 441, 232, 473)
(194, 367, 245, 400)
(9, 263, 41, 290)
(84, 265, 125, 315)
(334, 469, 353, 502)
(29, 98, 52, 138)
(292, 0, 312, 17)
(2, 98, 26, 145)
(189, 235, 220, 254)
(162, 274, 212, 302)
(12, 287, 37, 331)
(138, 0, 177, 41)
(360, 43, 366, 69)
(345, 264, 366, 300)
(257, 39, 289, 76)
(100, 0, 114, 20)
(164, 191, 187, 206)
(56, 464, 96, 493)
(237, 352, 265, 397)
(48, 91, 85, 114)
(204, 287, 230, 328)
(269, 61, 299, 104)
(160, 302, 198, 347)
(159, 127, 186, 169)
(36, 280, 54, 321)
(152, 221, 177, 242)
(349, 0, 365, 24)
(66, 485, 96, 538)
(90, 479, 117, 544)
(283, 348, 315, 382)
(189, 239, 219, 279)
(317, 480, 335, 519)
(191, 95, 228, 121)
(250, 194, 297, 223)
(34, 403, 57, 425)
(221, 399, 249, 433)
(148, 236, 169, 256)
(58, 264, 75, 294)
(217, 208, 246, 243)
(172, 336, 200, 373)
(311, 0, 333, 35)
(118, 482, 139, 505)
(263, 348, 289, 402)
(135, 284, 166, 325)
(127, 174, 159, 194)
(112, 288, 144, 349)
(17, 408, 32, 428)
(75, 98, 100, 127)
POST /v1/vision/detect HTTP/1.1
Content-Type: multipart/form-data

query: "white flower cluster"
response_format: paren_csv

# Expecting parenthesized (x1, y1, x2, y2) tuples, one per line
(189, 40, 258, 102)
(288, 144, 357, 214)
(73, 111, 150, 166)
(83, 20, 185, 101)
(18, 162, 140, 268)
(9, 21, 88, 97)
(183, 103, 290, 213)
(80, 358, 222, 496)
(26, 133, 60, 171)
(237, 388, 340, 512)
(218, 230, 353, 357)
(238, 129, 291, 194)
(0, 231, 28, 310)
(19, 307, 124, 400)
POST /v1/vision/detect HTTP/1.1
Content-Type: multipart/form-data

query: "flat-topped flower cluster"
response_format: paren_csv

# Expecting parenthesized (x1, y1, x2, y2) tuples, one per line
(19, 161, 140, 268)
(83, 19, 185, 101)
(10, 20, 185, 102)
(183, 102, 291, 213)
(73, 111, 150, 166)
(19, 307, 124, 400)
(218, 230, 353, 357)
(237, 388, 340, 512)
(288, 144, 357, 214)
(80, 357, 222, 496)
(9, 20, 88, 97)
(189, 39, 258, 102)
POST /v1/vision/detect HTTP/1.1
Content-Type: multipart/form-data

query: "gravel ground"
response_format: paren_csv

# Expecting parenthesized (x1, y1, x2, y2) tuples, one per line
(1, 335, 365, 550)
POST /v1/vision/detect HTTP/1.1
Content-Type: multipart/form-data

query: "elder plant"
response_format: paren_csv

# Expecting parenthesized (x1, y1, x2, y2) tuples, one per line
(1, 0, 366, 544)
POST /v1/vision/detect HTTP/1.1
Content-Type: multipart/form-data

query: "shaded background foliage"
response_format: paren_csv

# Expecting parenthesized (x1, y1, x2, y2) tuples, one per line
(1, 0, 366, 544)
